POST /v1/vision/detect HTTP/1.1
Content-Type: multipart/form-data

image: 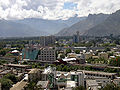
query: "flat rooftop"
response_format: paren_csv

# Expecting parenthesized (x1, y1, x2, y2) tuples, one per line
(78, 70, 116, 76)
(37, 81, 49, 88)
(86, 80, 98, 86)
(10, 80, 27, 90)
(4, 64, 31, 68)
(0, 70, 11, 75)
(28, 69, 40, 74)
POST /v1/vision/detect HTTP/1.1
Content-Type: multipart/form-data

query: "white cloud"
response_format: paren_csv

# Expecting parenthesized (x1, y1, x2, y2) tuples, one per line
(0, 0, 120, 20)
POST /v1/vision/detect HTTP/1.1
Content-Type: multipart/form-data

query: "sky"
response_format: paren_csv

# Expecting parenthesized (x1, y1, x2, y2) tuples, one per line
(0, 0, 120, 20)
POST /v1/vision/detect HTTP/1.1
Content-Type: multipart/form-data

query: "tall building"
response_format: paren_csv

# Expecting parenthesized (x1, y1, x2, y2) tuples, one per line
(70, 71, 84, 86)
(38, 48, 56, 62)
(39, 36, 55, 46)
(22, 44, 40, 60)
(73, 31, 80, 43)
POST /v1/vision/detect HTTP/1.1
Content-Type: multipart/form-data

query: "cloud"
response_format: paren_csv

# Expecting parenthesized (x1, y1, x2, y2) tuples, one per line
(0, 0, 120, 20)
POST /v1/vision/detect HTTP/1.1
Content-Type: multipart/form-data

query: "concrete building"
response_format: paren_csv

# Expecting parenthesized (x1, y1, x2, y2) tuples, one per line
(0, 70, 13, 78)
(98, 52, 108, 60)
(10, 80, 28, 90)
(39, 36, 55, 46)
(84, 52, 93, 59)
(86, 80, 99, 90)
(28, 69, 42, 82)
(3, 64, 31, 73)
(67, 53, 76, 58)
(36, 81, 49, 89)
(113, 78, 120, 86)
(73, 31, 80, 43)
(78, 70, 116, 79)
(38, 48, 56, 62)
(70, 71, 85, 86)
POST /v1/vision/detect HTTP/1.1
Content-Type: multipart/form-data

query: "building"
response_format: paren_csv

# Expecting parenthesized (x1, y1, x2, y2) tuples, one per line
(10, 80, 28, 90)
(98, 52, 108, 60)
(84, 52, 93, 59)
(22, 47, 39, 60)
(0, 70, 13, 78)
(67, 53, 76, 58)
(78, 70, 116, 79)
(42, 67, 56, 88)
(38, 48, 56, 62)
(39, 36, 55, 46)
(113, 78, 120, 86)
(70, 71, 85, 86)
(4, 64, 31, 73)
(36, 81, 49, 89)
(28, 69, 42, 82)
(86, 80, 99, 90)
(73, 31, 80, 43)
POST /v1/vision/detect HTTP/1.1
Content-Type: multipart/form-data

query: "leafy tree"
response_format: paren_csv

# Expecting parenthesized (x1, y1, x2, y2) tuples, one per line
(66, 48, 72, 55)
(101, 84, 120, 90)
(104, 47, 111, 52)
(75, 50, 80, 54)
(4, 74, 18, 83)
(0, 78, 13, 90)
(27, 81, 37, 90)
(60, 54, 65, 59)
(5, 53, 13, 57)
(0, 49, 11, 56)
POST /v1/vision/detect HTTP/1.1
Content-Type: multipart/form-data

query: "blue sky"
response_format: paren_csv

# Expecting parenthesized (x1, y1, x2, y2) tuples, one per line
(63, 2, 77, 10)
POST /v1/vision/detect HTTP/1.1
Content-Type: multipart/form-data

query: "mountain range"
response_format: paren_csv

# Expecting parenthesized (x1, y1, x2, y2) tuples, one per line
(56, 13, 109, 36)
(84, 10, 120, 36)
(0, 15, 85, 37)
(57, 9, 120, 37)
(1, 9, 120, 37)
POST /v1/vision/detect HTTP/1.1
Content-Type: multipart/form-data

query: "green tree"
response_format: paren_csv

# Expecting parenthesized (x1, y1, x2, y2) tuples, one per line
(101, 84, 120, 90)
(66, 48, 72, 55)
(27, 81, 37, 90)
(75, 49, 80, 54)
(0, 78, 13, 90)
(4, 74, 18, 83)
(60, 54, 65, 59)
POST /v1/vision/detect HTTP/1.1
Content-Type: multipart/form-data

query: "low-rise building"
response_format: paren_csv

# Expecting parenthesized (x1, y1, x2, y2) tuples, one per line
(28, 69, 42, 82)
(86, 80, 99, 90)
(36, 81, 49, 89)
(84, 52, 92, 59)
(98, 52, 108, 60)
(10, 80, 28, 90)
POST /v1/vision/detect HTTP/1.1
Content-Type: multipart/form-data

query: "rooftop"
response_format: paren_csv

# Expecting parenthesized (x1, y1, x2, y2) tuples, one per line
(86, 80, 98, 86)
(4, 64, 31, 68)
(78, 70, 116, 76)
(10, 80, 27, 90)
(36, 81, 49, 88)
(28, 69, 39, 74)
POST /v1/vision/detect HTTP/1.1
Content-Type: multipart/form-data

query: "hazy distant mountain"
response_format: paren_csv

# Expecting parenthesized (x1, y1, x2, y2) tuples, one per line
(0, 16, 86, 37)
(14, 18, 68, 35)
(0, 20, 47, 37)
(84, 10, 120, 37)
(57, 14, 86, 26)
(56, 13, 109, 36)
(14, 15, 85, 35)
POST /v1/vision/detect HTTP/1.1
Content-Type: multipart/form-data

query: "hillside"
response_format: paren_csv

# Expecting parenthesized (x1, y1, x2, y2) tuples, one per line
(56, 13, 109, 36)
(84, 10, 120, 37)
(0, 20, 47, 37)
